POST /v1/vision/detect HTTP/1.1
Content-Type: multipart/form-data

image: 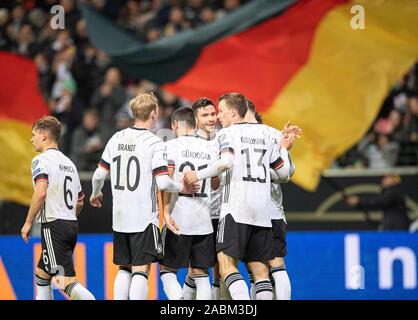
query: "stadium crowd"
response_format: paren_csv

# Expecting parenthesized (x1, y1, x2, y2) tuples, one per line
(0, 0, 417, 171)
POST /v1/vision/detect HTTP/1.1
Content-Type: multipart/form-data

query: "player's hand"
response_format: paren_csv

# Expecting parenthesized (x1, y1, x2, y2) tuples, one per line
(181, 181, 201, 194)
(164, 213, 180, 235)
(282, 121, 302, 138)
(21, 221, 33, 244)
(90, 193, 103, 208)
(184, 171, 198, 185)
(280, 133, 296, 150)
(345, 195, 359, 207)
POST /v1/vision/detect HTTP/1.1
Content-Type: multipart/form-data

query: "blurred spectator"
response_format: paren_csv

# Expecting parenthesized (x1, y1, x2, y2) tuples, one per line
(184, 0, 205, 27)
(0, 8, 10, 50)
(164, 6, 190, 37)
(71, 108, 104, 171)
(357, 132, 400, 169)
(346, 174, 411, 231)
(90, 67, 127, 140)
(12, 23, 38, 57)
(399, 95, 418, 165)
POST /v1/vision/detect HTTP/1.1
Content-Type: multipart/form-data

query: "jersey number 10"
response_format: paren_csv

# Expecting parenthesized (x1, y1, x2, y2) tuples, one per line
(113, 155, 140, 191)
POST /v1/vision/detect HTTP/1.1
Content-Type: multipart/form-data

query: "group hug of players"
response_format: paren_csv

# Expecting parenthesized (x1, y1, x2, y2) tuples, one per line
(21, 92, 301, 300)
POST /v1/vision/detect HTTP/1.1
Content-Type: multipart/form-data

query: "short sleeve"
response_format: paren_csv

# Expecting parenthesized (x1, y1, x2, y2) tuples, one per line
(31, 156, 49, 184)
(217, 129, 234, 154)
(165, 141, 176, 169)
(98, 139, 112, 171)
(75, 170, 84, 200)
(152, 140, 169, 177)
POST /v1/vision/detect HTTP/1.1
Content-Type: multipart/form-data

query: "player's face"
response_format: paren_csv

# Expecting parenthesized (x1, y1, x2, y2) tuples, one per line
(196, 105, 217, 133)
(217, 100, 233, 128)
(31, 129, 45, 152)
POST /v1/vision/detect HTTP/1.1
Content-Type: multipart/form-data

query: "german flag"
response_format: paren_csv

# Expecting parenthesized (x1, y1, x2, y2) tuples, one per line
(0, 52, 49, 205)
(83, 0, 418, 190)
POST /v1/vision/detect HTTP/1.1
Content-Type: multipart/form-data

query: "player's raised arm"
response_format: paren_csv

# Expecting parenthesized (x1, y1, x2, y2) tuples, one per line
(271, 134, 297, 183)
(184, 129, 235, 184)
(270, 134, 295, 183)
(153, 140, 200, 194)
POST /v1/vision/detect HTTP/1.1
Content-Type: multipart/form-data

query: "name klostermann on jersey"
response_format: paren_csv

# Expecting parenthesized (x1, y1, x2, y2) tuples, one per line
(118, 144, 136, 152)
(59, 164, 75, 173)
(241, 137, 266, 145)
(182, 150, 211, 160)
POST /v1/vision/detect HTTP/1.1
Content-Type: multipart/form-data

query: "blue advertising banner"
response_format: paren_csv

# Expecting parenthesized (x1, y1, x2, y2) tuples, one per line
(0, 232, 417, 300)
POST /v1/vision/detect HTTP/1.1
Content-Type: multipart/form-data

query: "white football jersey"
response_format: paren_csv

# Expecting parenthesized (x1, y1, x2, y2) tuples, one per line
(207, 133, 223, 220)
(31, 148, 83, 223)
(218, 123, 283, 227)
(99, 127, 168, 233)
(166, 135, 218, 235)
(267, 127, 294, 222)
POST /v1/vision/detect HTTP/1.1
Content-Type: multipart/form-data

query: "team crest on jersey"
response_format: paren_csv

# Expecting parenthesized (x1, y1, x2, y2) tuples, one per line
(32, 159, 39, 170)
(218, 134, 226, 144)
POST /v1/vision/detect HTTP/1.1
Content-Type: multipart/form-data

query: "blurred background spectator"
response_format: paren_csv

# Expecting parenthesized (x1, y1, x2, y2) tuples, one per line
(346, 174, 411, 231)
(1, 0, 416, 169)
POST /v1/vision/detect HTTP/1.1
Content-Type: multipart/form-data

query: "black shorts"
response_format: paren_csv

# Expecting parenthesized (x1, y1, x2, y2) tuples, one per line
(216, 214, 274, 262)
(161, 227, 216, 269)
(271, 219, 287, 258)
(113, 223, 163, 266)
(212, 218, 219, 263)
(37, 219, 78, 277)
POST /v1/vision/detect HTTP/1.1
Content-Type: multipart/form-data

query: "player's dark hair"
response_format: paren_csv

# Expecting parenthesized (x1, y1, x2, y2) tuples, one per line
(32, 116, 62, 142)
(247, 99, 256, 113)
(191, 97, 216, 114)
(171, 106, 196, 128)
(218, 93, 248, 118)
(255, 112, 263, 124)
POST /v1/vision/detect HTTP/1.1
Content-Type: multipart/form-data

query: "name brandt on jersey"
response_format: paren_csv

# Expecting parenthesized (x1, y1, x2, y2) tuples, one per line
(59, 164, 75, 173)
(241, 137, 266, 145)
(118, 144, 136, 152)
(182, 150, 211, 160)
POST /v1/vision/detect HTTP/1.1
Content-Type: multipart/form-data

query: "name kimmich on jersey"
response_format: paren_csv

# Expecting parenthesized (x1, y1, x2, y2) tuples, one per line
(31, 149, 84, 223)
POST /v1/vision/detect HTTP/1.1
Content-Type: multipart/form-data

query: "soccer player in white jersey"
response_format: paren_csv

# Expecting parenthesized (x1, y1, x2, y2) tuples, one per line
(21, 116, 95, 300)
(245, 100, 300, 300)
(184, 93, 293, 300)
(159, 107, 217, 300)
(89, 93, 199, 300)
(179, 98, 224, 300)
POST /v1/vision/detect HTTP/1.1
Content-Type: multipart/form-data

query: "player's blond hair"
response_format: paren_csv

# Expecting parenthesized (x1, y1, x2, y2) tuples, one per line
(129, 92, 158, 121)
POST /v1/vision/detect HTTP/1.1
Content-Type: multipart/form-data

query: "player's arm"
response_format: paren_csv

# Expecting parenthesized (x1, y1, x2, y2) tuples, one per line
(90, 164, 109, 208)
(76, 192, 85, 216)
(162, 166, 180, 235)
(153, 142, 199, 194)
(184, 149, 234, 184)
(21, 180, 48, 243)
(271, 152, 295, 183)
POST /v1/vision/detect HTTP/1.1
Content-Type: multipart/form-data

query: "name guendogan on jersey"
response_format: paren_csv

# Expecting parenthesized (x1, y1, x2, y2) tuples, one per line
(241, 137, 266, 145)
(182, 150, 211, 160)
(118, 144, 136, 152)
